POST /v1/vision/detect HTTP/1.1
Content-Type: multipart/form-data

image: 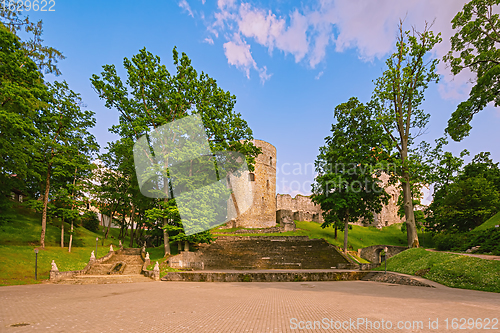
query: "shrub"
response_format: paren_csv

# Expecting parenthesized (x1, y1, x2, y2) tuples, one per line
(81, 211, 99, 233)
(433, 233, 468, 251)
(463, 228, 500, 255)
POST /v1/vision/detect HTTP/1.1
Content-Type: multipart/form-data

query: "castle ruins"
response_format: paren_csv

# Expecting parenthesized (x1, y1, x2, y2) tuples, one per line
(225, 139, 403, 229)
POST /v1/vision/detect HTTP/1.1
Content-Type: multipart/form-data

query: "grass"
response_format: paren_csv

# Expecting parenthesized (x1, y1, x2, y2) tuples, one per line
(0, 204, 130, 286)
(373, 248, 500, 293)
(473, 211, 500, 232)
(217, 221, 434, 251)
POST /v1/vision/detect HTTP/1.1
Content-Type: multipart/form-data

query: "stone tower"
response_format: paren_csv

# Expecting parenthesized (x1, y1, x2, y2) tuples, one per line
(228, 139, 277, 228)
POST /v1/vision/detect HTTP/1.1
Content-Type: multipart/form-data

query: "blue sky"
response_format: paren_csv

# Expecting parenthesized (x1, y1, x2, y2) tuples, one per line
(24, 0, 500, 199)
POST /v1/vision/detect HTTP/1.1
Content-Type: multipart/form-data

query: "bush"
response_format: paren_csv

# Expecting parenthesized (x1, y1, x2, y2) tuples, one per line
(462, 228, 500, 255)
(81, 211, 99, 233)
(433, 232, 468, 251)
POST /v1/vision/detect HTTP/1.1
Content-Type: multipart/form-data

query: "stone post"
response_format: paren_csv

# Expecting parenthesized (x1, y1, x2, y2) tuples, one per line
(49, 260, 59, 281)
(153, 261, 160, 281)
(109, 244, 114, 252)
(89, 250, 96, 264)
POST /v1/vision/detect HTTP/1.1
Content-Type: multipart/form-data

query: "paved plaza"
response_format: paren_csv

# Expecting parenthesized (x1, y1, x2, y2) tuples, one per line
(1, 280, 499, 332)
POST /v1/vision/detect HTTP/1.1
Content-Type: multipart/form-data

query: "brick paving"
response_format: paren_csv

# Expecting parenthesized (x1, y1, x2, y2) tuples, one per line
(1, 280, 499, 332)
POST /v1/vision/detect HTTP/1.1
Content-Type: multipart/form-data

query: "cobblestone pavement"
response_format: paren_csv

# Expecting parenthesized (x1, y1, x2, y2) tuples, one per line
(1, 280, 499, 332)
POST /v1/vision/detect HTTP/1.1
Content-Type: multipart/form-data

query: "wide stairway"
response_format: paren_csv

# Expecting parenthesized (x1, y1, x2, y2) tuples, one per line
(197, 236, 350, 270)
(56, 248, 152, 284)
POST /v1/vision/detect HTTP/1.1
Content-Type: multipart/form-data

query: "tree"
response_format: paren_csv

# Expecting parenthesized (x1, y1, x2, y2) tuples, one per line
(1, 5, 65, 75)
(427, 152, 500, 232)
(33, 81, 98, 248)
(443, 0, 500, 141)
(312, 97, 391, 253)
(371, 21, 441, 248)
(0, 24, 49, 212)
(91, 47, 261, 255)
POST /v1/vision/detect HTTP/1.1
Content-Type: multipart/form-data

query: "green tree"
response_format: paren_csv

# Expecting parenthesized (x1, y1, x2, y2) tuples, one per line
(312, 97, 391, 253)
(443, 0, 500, 141)
(371, 21, 441, 248)
(0, 24, 48, 212)
(33, 81, 98, 248)
(427, 152, 500, 232)
(91, 47, 261, 255)
(1, 4, 65, 75)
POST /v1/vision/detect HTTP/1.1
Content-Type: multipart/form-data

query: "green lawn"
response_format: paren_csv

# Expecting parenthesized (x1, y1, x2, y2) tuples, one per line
(374, 248, 500, 293)
(214, 221, 434, 251)
(0, 204, 129, 286)
(473, 211, 500, 232)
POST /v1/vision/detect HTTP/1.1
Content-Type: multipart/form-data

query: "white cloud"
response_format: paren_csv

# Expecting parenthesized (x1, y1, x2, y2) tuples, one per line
(222, 34, 272, 83)
(209, 0, 475, 96)
(315, 71, 324, 80)
(223, 34, 256, 78)
(178, 0, 194, 17)
(204, 37, 214, 44)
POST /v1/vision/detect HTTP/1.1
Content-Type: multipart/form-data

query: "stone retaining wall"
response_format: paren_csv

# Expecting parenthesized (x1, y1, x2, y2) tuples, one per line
(162, 270, 369, 282)
(49, 250, 115, 282)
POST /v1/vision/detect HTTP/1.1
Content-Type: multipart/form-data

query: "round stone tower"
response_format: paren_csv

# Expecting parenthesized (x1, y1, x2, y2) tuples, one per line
(230, 139, 277, 228)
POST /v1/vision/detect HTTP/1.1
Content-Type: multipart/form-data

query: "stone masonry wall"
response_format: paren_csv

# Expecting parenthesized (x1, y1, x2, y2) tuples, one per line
(230, 140, 277, 228)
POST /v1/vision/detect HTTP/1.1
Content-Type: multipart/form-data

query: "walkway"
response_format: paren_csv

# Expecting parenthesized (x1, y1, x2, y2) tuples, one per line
(426, 249, 500, 261)
(1, 279, 499, 332)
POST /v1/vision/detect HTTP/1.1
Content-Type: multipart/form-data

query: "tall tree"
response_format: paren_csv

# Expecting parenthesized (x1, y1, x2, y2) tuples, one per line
(33, 81, 98, 248)
(444, 0, 500, 141)
(371, 21, 441, 248)
(91, 47, 261, 255)
(0, 24, 48, 212)
(312, 97, 391, 253)
(1, 5, 65, 75)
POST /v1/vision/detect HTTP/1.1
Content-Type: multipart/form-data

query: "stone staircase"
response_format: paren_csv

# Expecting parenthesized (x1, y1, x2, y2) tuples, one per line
(197, 236, 351, 270)
(55, 248, 152, 285)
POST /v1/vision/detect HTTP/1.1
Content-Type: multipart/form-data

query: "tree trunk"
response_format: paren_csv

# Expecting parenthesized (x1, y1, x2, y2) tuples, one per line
(163, 216, 171, 256)
(60, 217, 64, 248)
(104, 208, 115, 239)
(401, 142, 419, 248)
(68, 220, 74, 252)
(129, 204, 136, 248)
(40, 164, 52, 248)
(334, 224, 338, 240)
(184, 241, 189, 252)
(402, 174, 419, 248)
(343, 212, 349, 254)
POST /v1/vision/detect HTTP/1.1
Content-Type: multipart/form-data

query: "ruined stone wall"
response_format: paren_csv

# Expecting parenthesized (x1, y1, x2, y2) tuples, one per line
(230, 139, 277, 228)
(276, 194, 323, 223)
(354, 173, 404, 228)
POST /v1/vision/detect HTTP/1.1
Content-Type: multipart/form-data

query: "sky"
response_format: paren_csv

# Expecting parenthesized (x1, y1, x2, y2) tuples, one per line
(22, 0, 500, 201)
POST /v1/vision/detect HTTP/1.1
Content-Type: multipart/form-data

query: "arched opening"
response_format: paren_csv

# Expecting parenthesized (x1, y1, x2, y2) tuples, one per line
(266, 179, 269, 190)
(270, 156, 273, 166)
(249, 173, 255, 181)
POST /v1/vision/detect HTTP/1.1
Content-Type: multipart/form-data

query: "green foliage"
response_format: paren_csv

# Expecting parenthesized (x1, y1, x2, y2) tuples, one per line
(370, 22, 441, 247)
(443, 0, 500, 141)
(463, 228, 500, 255)
(0, 24, 49, 211)
(374, 248, 500, 292)
(1, 5, 65, 75)
(427, 152, 500, 233)
(433, 233, 469, 251)
(81, 211, 100, 233)
(474, 211, 500, 231)
(312, 97, 391, 251)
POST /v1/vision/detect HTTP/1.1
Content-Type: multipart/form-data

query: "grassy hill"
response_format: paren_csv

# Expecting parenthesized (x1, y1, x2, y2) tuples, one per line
(374, 248, 500, 293)
(0, 204, 127, 285)
(214, 221, 434, 251)
(473, 211, 500, 232)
